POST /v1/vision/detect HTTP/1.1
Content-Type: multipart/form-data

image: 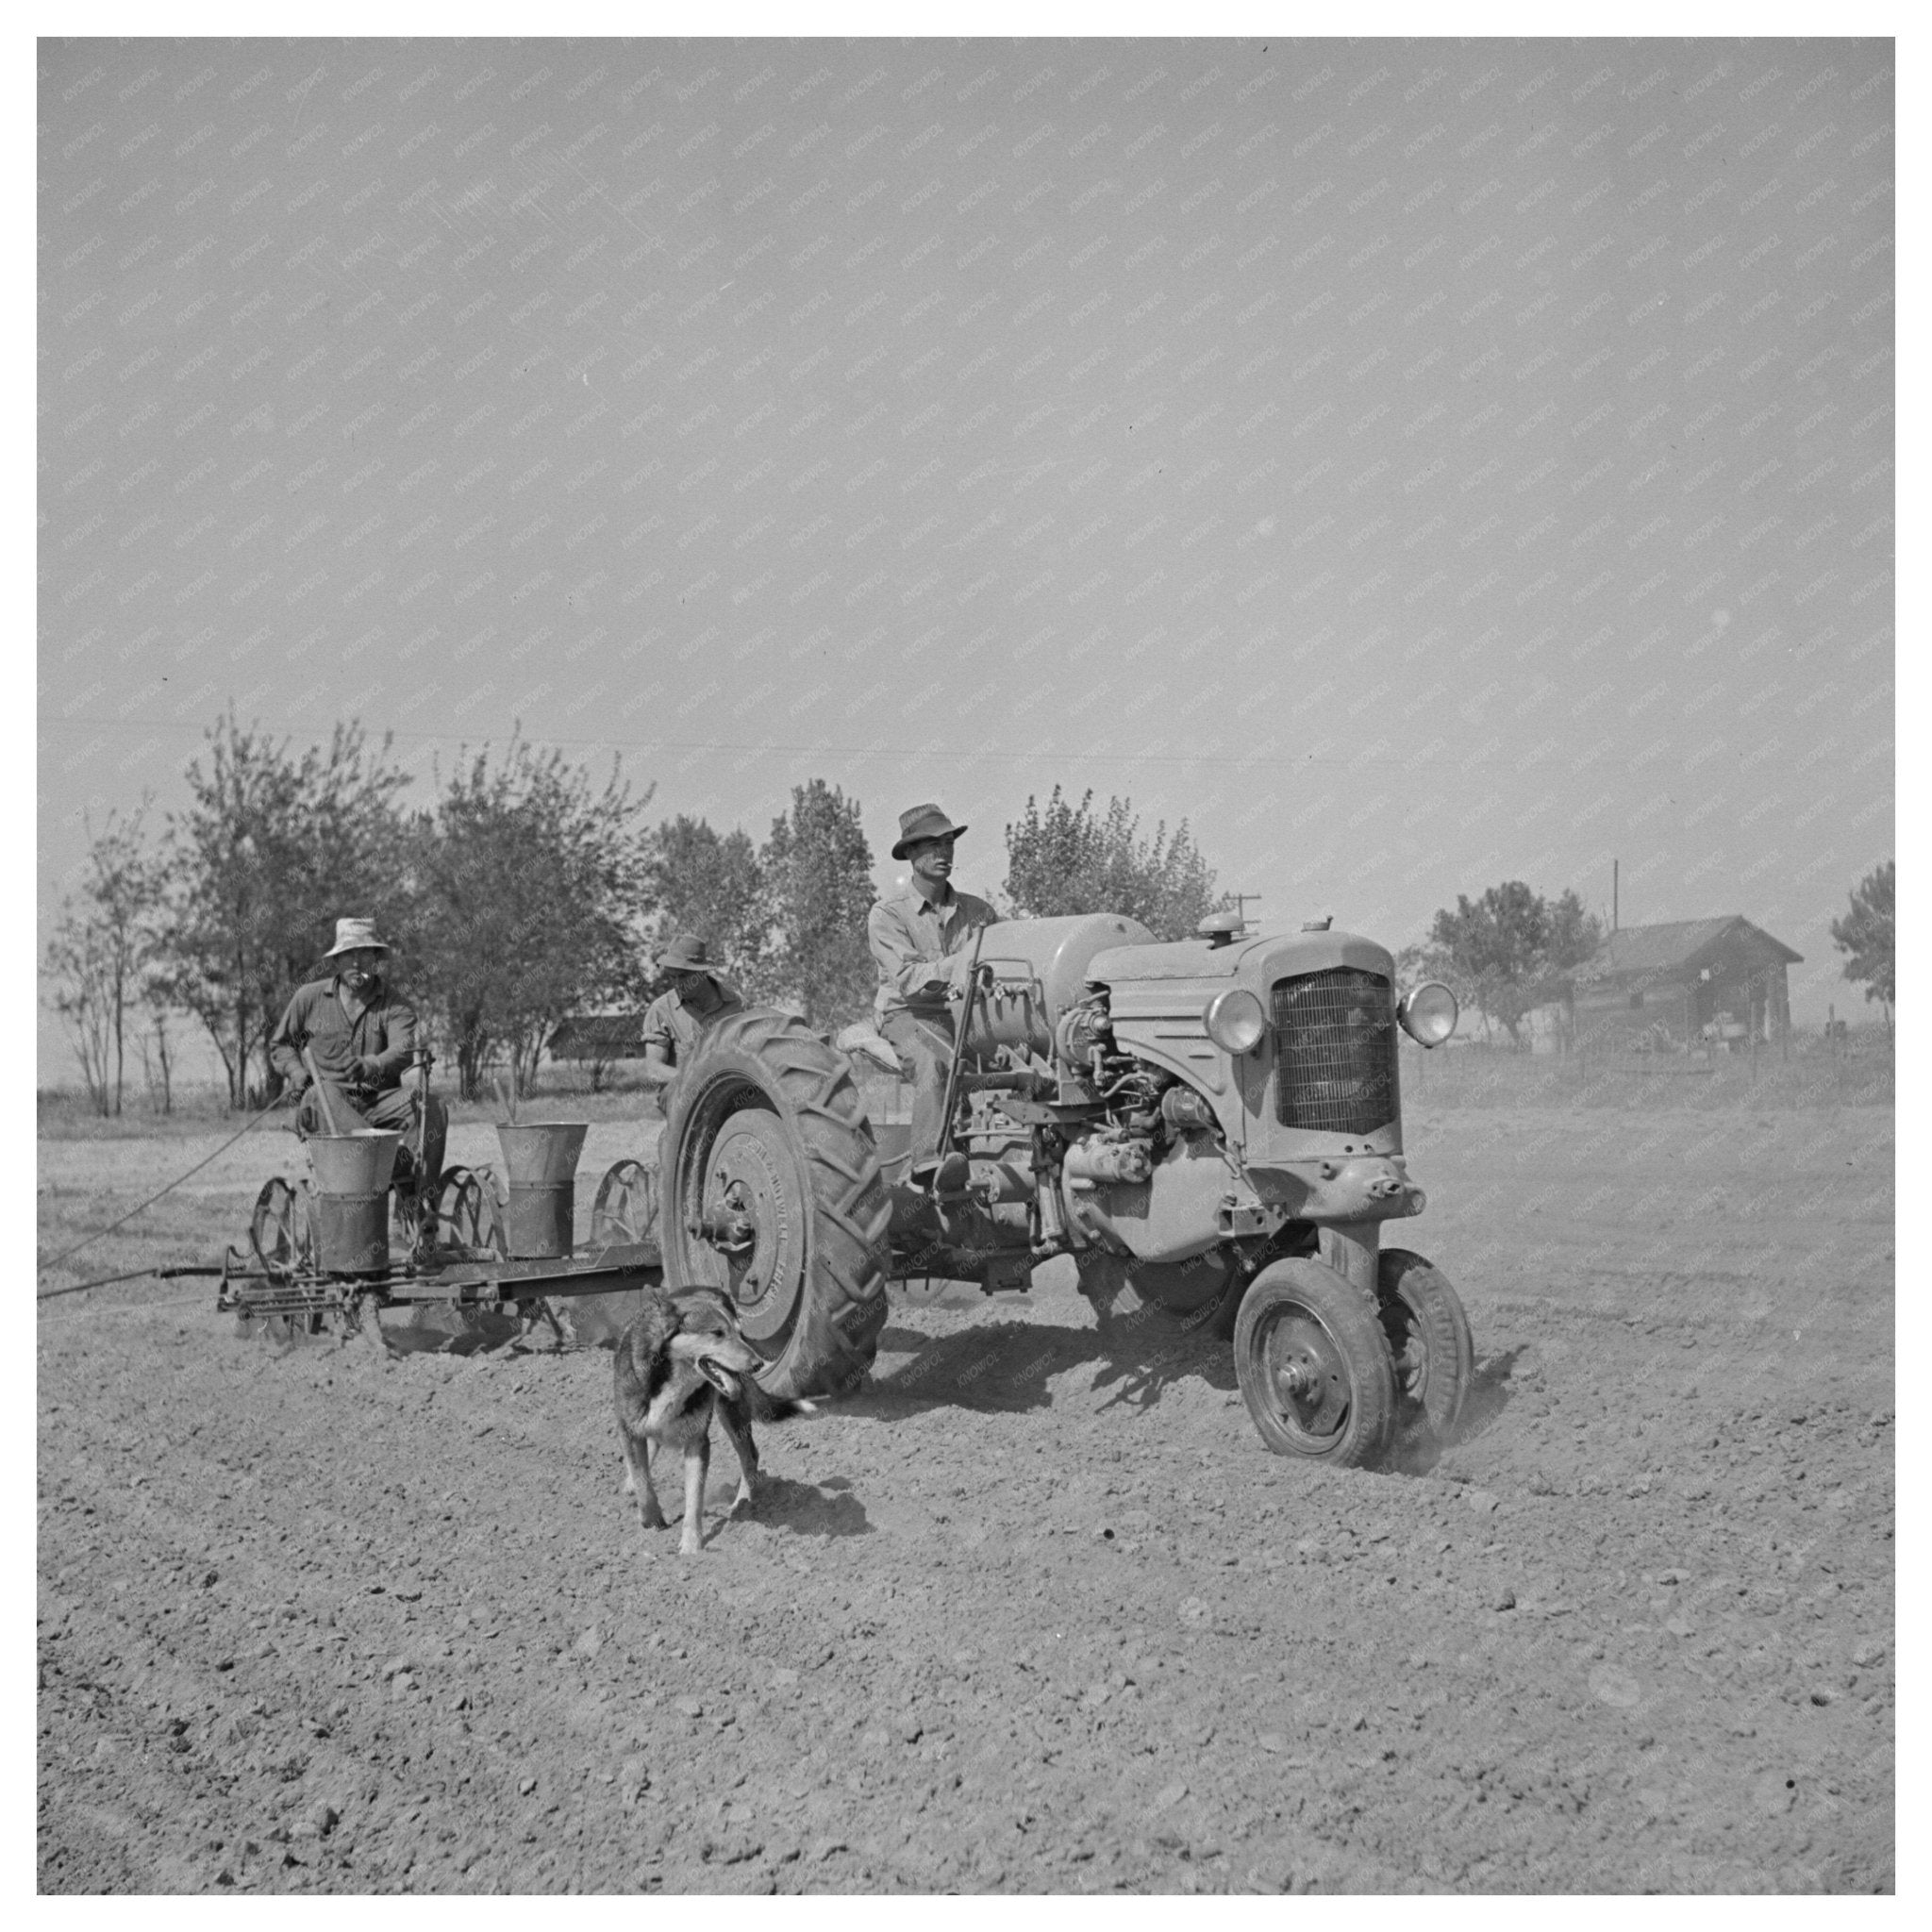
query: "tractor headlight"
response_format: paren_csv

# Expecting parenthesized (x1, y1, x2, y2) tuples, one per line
(1398, 981, 1458, 1047)
(1203, 988, 1267, 1055)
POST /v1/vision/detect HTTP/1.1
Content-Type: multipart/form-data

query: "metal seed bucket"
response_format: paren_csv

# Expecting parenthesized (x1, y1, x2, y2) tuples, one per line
(495, 1123, 590, 1259)
(308, 1130, 402, 1275)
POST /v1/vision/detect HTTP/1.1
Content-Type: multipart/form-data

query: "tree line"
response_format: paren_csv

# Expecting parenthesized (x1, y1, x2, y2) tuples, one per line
(49, 708, 1890, 1110)
(42, 719, 1229, 1113)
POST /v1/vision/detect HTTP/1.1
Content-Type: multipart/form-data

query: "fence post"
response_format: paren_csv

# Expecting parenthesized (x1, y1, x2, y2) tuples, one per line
(1751, 970, 1760, 1083)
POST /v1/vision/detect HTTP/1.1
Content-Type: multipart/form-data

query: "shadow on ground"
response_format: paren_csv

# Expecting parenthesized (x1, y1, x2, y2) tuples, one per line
(853, 1308, 1236, 1420)
(741, 1472, 873, 1540)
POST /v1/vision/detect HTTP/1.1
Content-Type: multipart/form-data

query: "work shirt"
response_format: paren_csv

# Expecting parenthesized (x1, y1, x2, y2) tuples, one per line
(868, 885, 997, 1024)
(641, 977, 745, 1066)
(269, 976, 423, 1096)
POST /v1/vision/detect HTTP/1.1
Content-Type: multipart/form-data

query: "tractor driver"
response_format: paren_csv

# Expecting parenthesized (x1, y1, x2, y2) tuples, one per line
(867, 804, 996, 1186)
(639, 934, 745, 1094)
(269, 917, 448, 1188)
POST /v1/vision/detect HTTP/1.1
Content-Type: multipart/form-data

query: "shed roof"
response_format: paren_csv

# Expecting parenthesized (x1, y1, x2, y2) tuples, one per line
(1575, 916, 1802, 983)
(548, 1014, 648, 1057)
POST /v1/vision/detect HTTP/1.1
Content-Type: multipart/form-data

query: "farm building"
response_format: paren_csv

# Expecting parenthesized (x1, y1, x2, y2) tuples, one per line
(1572, 916, 1802, 1051)
(547, 1014, 648, 1062)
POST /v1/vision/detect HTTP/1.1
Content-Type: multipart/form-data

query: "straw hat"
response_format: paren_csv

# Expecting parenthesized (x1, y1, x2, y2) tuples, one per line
(323, 917, 391, 959)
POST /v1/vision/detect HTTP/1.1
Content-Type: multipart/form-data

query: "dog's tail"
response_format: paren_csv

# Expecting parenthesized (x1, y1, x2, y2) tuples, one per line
(744, 1386, 820, 1424)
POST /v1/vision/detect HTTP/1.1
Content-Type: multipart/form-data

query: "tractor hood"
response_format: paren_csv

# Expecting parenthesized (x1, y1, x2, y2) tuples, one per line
(1088, 927, 1398, 998)
(1088, 928, 1404, 1157)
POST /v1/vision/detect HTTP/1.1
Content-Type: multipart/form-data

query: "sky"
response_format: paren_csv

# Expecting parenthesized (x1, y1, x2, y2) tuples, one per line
(36, 34, 1895, 1080)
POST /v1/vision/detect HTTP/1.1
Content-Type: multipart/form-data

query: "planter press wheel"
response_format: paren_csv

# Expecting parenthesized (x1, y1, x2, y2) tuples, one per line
(663, 1008, 891, 1402)
(1376, 1248, 1475, 1447)
(541, 1158, 664, 1353)
(249, 1176, 316, 1280)
(1232, 1257, 1396, 1466)
(591, 1158, 659, 1250)
(432, 1166, 506, 1257)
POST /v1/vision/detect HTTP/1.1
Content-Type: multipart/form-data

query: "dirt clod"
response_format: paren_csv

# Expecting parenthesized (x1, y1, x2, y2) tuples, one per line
(36, 1104, 1894, 1892)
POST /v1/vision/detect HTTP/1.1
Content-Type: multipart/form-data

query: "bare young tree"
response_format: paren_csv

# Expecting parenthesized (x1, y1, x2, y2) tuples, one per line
(42, 801, 165, 1116)
(137, 999, 177, 1115)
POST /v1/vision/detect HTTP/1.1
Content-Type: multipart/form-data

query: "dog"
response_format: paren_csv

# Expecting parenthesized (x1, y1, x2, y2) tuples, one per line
(611, 1285, 817, 1555)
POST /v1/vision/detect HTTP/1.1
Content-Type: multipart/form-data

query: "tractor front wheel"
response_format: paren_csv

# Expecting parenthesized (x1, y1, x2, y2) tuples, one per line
(1376, 1248, 1474, 1446)
(662, 1009, 891, 1401)
(1232, 1258, 1396, 1465)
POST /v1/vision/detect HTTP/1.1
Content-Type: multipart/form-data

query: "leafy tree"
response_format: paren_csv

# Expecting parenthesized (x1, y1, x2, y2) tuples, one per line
(42, 802, 166, 1115)
(158, 711, 413, 1108)
(644, 815, 766, 990)
(1002, 787, 1227, 940)
(1830, 858, 1894, 1030)
(1542, 889, 1603, 975)
(757, 779, 875, 1026)
(409, 735, 656, 1100)
(1428, 880, 1604, 1049)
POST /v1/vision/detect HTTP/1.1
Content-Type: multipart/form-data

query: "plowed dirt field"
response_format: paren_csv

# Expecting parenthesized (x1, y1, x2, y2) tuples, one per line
(38, 1102, 1894, 1892)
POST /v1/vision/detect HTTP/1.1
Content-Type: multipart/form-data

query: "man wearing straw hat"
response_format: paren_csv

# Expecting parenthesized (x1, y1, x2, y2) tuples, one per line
(639, 934, 745, 1094)
(269, 917, 447, 1189)
(867, 804, 996, 1185)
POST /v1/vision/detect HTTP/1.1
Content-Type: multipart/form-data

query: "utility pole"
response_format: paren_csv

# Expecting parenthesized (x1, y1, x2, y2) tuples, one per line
(1612, 858, 1619, 933)
(1234, 892, 1263, 933)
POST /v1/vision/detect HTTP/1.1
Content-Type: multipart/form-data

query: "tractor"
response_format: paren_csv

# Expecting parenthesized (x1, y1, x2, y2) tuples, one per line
(658, 911, 1471, 1466)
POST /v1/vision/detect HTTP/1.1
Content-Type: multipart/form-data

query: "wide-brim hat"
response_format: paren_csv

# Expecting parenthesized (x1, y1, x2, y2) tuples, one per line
(323, 917, 391, 959)
(891, 803, 968, 860)
(658, 933, 715, 974)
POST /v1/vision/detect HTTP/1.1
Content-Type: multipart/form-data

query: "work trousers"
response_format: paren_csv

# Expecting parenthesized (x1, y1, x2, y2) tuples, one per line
(295, 1082, 448, 1194)
(877, 1008, 958, 1168)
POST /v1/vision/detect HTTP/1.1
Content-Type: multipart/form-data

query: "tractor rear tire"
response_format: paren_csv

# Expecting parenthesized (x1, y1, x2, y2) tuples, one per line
(662, 1008, 891, 1402)
(1232, 1258, 1396, 1466)
(1376, 1248, 1474, 1446)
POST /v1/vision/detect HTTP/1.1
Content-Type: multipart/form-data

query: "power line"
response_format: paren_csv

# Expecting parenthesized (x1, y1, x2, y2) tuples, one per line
(38, 711, 1354, 768)
(39, 710, 1599, 769)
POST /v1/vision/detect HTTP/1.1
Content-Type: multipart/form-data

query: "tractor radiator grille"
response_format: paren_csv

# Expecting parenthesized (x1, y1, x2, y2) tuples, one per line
(1271, 969, 1399, 1134)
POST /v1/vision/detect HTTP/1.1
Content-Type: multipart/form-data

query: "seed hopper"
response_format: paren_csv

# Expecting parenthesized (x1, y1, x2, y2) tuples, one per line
(223, 1109, 665, 1352)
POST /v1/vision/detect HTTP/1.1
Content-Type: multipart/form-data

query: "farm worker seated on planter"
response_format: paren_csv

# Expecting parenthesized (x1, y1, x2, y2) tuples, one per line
(639, 934, 746, 1093)
(269, 918, 447, 1190)
(867, 803, 996, 1187)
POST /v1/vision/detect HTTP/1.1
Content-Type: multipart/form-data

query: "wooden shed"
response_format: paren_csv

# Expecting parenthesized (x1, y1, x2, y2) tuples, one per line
(547, 1014, 649, 1061)
(1572, 917, 1802, 1052)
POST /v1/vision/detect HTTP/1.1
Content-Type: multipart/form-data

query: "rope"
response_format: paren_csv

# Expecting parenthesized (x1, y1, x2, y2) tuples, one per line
(38, 1091, 291, 1277)
(37, 1266, 219, 1304)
